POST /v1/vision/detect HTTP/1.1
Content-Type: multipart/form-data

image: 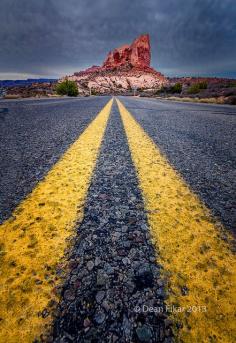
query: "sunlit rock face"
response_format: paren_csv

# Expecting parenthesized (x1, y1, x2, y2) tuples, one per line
(103, 34, 151, 69)
(62, 34, 167, 94)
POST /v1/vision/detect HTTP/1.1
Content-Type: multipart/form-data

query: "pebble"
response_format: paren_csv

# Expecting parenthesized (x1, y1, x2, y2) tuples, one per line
(42, 308, 49, 318)
(83, 318, 91, 328)
(122, 257, 130, 265)
(95, 290, 105, 303)
(63, 290, 75, 301)
(96, 271, 108, 286)
(136, 325, 152, 342)
(121, 226, 128, 233)
(102, 300, 111, 312)
(95, 256, 101, 266)
(93, 309, 106, 324)
(87, 260, 94, 271)
(104, 263, 114, 275)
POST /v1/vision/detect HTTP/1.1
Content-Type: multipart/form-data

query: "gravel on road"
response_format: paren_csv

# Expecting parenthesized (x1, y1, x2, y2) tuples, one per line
(51, 102, 173, 343)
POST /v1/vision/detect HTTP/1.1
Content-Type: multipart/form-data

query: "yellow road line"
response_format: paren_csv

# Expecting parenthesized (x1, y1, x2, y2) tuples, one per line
(0, 99, 113, 342)
(117, 98, 236, 343)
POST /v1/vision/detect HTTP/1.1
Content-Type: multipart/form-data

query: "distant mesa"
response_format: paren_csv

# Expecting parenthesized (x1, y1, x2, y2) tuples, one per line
(62, 34, 167, 94)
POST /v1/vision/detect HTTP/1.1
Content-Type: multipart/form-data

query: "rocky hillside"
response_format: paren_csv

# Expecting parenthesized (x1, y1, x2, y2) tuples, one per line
(63, 34, 167, 94)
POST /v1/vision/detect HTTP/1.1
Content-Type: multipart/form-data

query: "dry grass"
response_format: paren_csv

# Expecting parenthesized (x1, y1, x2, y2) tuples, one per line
(4, 94, 21, 99)
(161, 96, 230, 105)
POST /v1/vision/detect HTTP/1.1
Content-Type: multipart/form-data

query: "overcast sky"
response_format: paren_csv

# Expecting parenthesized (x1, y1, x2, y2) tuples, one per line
(0, 0, 235, 79)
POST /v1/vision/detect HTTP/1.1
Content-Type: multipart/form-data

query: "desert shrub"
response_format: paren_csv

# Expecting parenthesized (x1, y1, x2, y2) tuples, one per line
(227, 81, 236, 88)
(188, 81, 208, 94)
(170, 83, 182, 93)
(198, 81, 208, 89)
(155, 86, 166, 94)
(187, 83, 201, 94)
(56, 80, 78, 96)
(156, 83, 182, 95)
(225, 96, 236, 105)
(156, 84, 182, 94)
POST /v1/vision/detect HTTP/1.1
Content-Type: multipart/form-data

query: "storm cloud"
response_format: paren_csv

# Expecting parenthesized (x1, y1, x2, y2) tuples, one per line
(0, 0, 235, 79)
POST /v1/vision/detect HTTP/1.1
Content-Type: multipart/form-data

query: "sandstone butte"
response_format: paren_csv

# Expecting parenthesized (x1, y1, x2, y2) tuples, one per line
(62, 34, 167, 94)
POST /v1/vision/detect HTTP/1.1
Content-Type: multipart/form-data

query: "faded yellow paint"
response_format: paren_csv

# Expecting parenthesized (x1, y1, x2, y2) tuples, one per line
(0, 99, 113, 342)
(117, 98, 236, 343)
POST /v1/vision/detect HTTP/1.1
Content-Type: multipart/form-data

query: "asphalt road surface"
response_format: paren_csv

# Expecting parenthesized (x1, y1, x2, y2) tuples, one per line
(119, 97, 236, 233)
(0, 97, 235, 343)
(0, 96, 108, 223)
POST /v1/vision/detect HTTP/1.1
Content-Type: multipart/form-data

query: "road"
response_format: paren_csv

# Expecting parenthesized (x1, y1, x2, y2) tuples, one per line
(120, 97, 236, 233)
(0, 97, 235, 342)
(0, 96, 109, 223)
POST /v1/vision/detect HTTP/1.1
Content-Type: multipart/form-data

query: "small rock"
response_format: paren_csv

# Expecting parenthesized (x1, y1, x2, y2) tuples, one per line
(112, 232, 121, 241)
(68, 260, 78, 269)
(123, 315, 132, 336)
(149, 256, 156, 263)
(122, 257, 130, 265)
(102, 300, 111, 311)
(134, 235, 144, 243)
(93, 309, 106, 324)
(64, 290, 75, 301)
(141, 223, 148, 231)
(83, 318, 91, 328)
(111, 334, 119, 342)
(96, 270, 108, 286)
(87, 261, 94, 271)
(121, 226, 128, 233)
(99, 193, 108, 200)
(128, 217, 136, 224)
(104, 263, 114, 275)
(136, 325, 152, 342)
(134, 266, 154, 289)
(117, 249, 126, 257)
(156, 279, 164, 287)
(164, 318, 173, 328)
(123, 241, 131, 249)
(126, 281, 135, 292)
(156, 287, 165, 298)
(42, 309, 49, 318)
(95, 257, 101, 266)
(96, 291, 105, 303)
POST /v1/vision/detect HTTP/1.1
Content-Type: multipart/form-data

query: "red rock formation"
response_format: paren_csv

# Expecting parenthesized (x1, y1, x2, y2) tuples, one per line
(103, 44, 130, 69)
(103, 34, 151, 69)
(129, 34, 151, 68)
(63, 34, 167, 94)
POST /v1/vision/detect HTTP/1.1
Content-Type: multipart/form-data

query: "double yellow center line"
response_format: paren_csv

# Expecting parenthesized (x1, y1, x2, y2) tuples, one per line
(0, 98, 235, 342)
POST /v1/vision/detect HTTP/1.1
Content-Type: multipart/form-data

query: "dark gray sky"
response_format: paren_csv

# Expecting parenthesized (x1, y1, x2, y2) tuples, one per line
(0, 0, 236, 79)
